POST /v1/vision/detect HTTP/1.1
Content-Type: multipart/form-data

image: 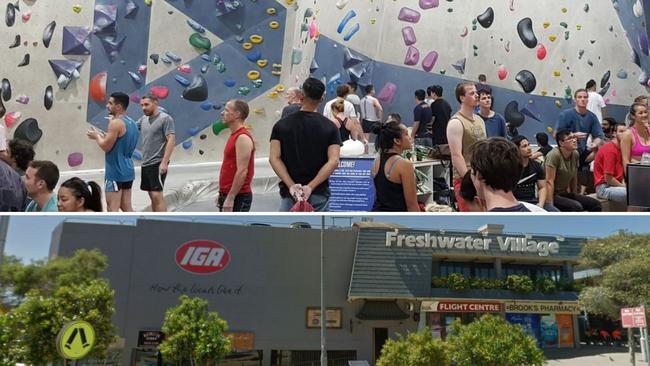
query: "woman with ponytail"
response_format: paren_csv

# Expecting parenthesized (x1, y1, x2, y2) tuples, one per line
(371, 121, 420, 211)
(57, 177, 103, 212)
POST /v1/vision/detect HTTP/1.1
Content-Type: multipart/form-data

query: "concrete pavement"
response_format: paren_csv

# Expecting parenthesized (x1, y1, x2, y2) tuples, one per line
(545, 346, 646, 365)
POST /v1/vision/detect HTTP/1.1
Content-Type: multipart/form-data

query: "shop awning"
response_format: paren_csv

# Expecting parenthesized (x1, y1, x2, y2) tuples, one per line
(356, 300, 409, 320)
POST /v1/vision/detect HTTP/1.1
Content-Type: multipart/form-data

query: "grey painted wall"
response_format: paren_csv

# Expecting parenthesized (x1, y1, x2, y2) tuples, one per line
(51, 219, 418, 366)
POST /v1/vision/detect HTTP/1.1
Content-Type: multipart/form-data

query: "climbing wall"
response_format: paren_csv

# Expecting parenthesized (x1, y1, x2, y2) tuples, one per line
(1, 0, 648, 171)
(308, 0, 649, 142)
(0, 0, 315, 171)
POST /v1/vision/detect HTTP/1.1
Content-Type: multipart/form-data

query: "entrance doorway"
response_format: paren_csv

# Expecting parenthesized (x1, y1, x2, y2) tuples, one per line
(373, 328, 388, 364)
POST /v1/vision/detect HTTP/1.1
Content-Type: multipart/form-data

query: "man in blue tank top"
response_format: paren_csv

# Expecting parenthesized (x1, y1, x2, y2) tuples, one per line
(87, 92, 139, 212)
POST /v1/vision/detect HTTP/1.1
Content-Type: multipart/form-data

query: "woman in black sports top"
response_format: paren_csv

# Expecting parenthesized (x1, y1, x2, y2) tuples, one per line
(371, 121, 419, 212)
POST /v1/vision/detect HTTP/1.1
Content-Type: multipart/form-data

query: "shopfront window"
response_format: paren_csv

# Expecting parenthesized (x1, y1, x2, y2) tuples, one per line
(502, 264, 564, 282)
(439, 262, 495, 279)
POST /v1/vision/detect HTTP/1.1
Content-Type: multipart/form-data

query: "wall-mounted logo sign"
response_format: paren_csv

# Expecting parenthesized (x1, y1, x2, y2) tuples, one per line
(421, 301, 502, 313)
(175, 240, 231, 275)
(385, 230, 560, 257)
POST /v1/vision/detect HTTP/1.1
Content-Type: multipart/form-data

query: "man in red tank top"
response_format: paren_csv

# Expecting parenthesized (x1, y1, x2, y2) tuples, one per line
(217, 100, 255, 211)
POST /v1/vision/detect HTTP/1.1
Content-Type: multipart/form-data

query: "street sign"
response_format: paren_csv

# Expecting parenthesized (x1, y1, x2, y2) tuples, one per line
(621, 307, 647, 328)
(56, 320, 96, 360)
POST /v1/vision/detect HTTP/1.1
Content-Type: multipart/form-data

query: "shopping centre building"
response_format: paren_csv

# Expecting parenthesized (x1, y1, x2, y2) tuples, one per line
(50, 219, 587, 366)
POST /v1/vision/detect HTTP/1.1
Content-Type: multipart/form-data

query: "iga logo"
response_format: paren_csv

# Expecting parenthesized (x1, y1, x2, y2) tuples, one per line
(175, 240, 231, 275)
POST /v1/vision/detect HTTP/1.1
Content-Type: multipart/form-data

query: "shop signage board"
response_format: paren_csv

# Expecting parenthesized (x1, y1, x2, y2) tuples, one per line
(224, 332, 255, 351)
(56, 320, 96, 360)
(385, 230, 560, 257)
(175, 240, 231, 275)
(137, 330, 165, 348)
(306, 307, 343, 328)
(621, 307, 646, 328)
(421, 301, 502, 313)
(329, 157, 375, 212)
(504, 301, 581, 314)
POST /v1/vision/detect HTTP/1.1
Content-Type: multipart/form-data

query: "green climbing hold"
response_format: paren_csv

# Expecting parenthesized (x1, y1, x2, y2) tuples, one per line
(144, 0, 152, 5)
(190, 33, 211, 52)
(440, 69, 446, 75)
(212, 120, 227, 135)
(216, 61, 226, 73)
(213, 55, 221, 64)
(252, 79, 263, 88)
(560, 22, 567, 28)
(238, 86, 251, 96)
(564, 31, 569, 40)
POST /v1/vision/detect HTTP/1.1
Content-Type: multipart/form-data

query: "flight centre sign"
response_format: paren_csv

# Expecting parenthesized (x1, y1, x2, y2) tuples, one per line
(385, 230, 560, 257)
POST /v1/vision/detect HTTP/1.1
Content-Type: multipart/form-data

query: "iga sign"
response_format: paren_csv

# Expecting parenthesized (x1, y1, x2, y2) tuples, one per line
(621, 307, 646, 328)
(385, 230, 560, 257)
(175, 240, 231, 275)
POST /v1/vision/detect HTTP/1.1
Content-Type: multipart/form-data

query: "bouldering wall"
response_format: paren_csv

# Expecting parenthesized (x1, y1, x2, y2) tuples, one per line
(308, 0, 649, 142)
(2, 0, 648, 172)
(1, 0, 315, 171)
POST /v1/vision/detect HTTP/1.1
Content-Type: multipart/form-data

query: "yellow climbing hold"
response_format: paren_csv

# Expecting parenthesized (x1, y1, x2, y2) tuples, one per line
(285, 0, 295, 5)
(543, 21, 550, 29)
(242, 42, 253, 50)
(272, 71, 282, 76)
(553, 70, 561, 77)
(555, 100, 562, 108)
(269, 21, 280, 29)
(576, 25, 582, 30)
(73, 5, 82, 13)
(144, 0, 152, 6)
(266, 7, 276, 15)
(547, 126, 554, 133)
(548, 35, 557, 42)
(561, 7, 567, 13)
(253, 108, 265, 115)
(268, 91, 279, 98)
(272, 64, 282, 69)
(257, 59, 268, 68)
(250, 35, 263, 44)
(247, 70, 261, 80)
(275, 84, 285, 92)
(370, 19, 376, 25)
(541, 90, 548, 96)
(561, 58, 567, 63)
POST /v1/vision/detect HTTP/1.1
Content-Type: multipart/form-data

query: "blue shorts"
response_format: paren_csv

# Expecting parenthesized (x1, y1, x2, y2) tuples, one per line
(105, 180, 134, 193)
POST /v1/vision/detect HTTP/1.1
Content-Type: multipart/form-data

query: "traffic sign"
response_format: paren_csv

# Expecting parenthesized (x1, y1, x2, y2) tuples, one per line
(621, 307, 647, 328)
(56, 320, 96, 360)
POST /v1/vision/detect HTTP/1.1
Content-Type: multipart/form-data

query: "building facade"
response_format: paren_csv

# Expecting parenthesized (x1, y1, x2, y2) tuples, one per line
(50, 219, 586, 366)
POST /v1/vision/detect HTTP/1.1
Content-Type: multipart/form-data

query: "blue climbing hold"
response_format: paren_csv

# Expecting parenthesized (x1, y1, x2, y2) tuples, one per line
(247, 50, 262, 63)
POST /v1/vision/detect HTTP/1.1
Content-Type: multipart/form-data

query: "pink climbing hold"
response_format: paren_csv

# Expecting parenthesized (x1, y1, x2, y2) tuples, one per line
(536, 44, 547, 60)
(398, 7, 421, 23)
(309, 20, 319, 39)
(138, 65, 147, 74)
(402, 26, 416, 46)
(129, 93, 140, 103)
(498, 65, 508, 80)
(404, 46, 420, 66)
(22, 10, 31, 22)
(178, 64, 192, 74)
(421, 51, 439, 72)
(67, 152, 84, 167)
(611, 89, 617, 97)
(4, 112, 20, 128)
(377, 82, 397, 104)
(150, 86, 170, 99)
(419, 0, 439, 9)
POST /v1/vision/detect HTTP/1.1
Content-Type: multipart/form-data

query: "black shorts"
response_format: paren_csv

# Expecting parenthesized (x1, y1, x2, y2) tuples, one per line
(217, 192, 253, 212)
(105, 180, 133, 193)
(141, 163, 167, 191)
(362, 119, 380, 133)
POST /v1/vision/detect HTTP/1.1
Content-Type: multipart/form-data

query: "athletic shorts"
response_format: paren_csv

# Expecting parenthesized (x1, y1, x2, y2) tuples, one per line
(105, 180, 134, 193)
(362, 119, 380, 133)
(141, 163, 167, 192)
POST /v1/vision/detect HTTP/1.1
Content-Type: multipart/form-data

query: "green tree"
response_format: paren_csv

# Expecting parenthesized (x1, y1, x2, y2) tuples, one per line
(160, 295, 231, 366)
(578, 233, 650, 319)
(448, 314, 544, 366)
(0, 250, 116, 365)
(376, 328, 450, 366)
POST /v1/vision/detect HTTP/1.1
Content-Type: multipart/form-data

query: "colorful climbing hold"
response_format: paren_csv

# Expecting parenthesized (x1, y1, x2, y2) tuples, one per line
(250, 35, 263, 44)
(536, 44, 547, 60)
(89, 71, 107, 102)
(242, 42, 253, 50)
(67, 152, 84, 167)
(189, 33, 211, 52)
(247, 70, 261, 80)
(269, 21, 279, 29)
(256, 59, 268, 68)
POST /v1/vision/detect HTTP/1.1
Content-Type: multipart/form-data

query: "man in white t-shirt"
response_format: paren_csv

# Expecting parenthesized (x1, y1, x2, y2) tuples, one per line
(323, 85, 365, 143)
(586, 79, 607, 123)
(360, 84, 383, 141)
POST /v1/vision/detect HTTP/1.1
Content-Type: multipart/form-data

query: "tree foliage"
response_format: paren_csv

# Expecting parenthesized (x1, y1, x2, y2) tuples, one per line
(376, 328, 450, 366)
(160, 295, 231, 366)
(0, 249, 116, 365)
(447, 314, 544, 366)
(579, 233, 650, 319)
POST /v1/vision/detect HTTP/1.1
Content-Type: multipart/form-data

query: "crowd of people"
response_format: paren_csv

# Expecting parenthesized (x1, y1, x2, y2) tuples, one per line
(1, 74, 648, 212)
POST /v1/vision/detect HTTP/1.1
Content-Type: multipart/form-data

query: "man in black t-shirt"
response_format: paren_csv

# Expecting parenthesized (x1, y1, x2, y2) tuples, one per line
(270, 78, 342, 212)
(411, 89, 433, 147)
(511, 135, 560, 212)
(429, 85, 453, 145)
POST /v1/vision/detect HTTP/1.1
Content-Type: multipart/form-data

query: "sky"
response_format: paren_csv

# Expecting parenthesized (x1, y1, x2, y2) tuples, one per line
(3, 214, 650, 262)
